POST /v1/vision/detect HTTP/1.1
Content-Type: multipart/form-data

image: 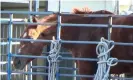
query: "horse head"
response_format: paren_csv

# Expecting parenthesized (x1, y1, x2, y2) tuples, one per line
(13, 15, 57, 70)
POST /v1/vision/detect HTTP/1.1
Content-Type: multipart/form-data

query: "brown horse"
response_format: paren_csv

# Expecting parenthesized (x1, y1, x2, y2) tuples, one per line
(13, 8, 133, 80)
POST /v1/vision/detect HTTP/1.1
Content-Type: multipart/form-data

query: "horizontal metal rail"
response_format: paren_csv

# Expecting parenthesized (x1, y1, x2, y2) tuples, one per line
(0, 42, 20, 45)
(0, 71, 22, 75)
(7, 38, 133, 46)
(1, 11, 55, 15)
(31, 66, 78, 70)
(7, 71, 132, 80)
(0, 18, 26, 22)
(61, 23, 133, 28)
(1, 11, 133, 17)
(0, 52, 71, 56)
(1, 21, 133, 29)
(0, 61, 13, 65)
(1, 21, 57, 25)
(11, 54, 133, 63)
(42, 52, 71, 55)
(1, 71, 132, 80)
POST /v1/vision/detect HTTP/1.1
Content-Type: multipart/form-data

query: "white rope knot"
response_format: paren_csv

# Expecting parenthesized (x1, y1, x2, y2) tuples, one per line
(47, 39, 62, 80)
(107, 58, 118, 66)
(94, 37, 118, 80)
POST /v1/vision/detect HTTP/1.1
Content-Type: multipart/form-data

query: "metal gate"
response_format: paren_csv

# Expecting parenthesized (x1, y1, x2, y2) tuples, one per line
(1, 0, 133, 80)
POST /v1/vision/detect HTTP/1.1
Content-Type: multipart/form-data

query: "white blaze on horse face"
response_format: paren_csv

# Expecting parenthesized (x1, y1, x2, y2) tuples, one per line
(23, 32, 27, 38)
(18, 49, 21, 53)
(23, 32, 34, 43)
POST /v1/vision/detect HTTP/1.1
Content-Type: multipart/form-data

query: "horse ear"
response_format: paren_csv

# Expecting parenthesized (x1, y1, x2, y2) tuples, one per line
(72, 7, 92, 14)
(32, 16, 39, 22)
(72, 8, 81, 14)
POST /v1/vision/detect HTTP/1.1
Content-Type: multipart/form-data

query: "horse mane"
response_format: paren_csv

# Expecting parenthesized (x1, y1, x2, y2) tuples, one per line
(37, 7, 114, 24)
(92, 10, 114, 14)
(37, 7, 92, 23)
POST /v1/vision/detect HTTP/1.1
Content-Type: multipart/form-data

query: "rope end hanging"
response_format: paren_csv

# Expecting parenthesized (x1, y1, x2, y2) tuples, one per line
(94, 37, 118, 80)
(47, 38, 62, 80)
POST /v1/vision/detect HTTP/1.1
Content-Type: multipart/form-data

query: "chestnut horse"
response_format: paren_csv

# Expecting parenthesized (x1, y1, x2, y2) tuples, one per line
(13, 8, 133, 80)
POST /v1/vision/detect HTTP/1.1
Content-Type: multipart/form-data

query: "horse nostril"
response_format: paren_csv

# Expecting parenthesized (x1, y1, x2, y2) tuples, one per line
(14, 58, 21, 65)
(17, 59, 21, 65)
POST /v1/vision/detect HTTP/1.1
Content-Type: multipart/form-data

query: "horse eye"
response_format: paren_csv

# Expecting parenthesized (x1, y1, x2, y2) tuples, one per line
(41, 33, 46, 37)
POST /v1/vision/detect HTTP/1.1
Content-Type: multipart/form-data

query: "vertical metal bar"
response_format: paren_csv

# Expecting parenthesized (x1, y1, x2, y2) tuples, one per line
(108, 16, 112, 41)
(15, 26, 17, 53)
(45, 1, 49, 80)
(28, 0, 33, 80)
(2, 25, 4, 74)
(116, 0, 119, 15)
(34, 0, 39, 12)
(7, 13, 13, 80)
(56, 0, 61, 80)
(0, 25, 3, 80)
(73, 62, 77, 80)
(107, 16, 112, 78)
(57, 0, 61, 40)
(29, 0, 33, 22)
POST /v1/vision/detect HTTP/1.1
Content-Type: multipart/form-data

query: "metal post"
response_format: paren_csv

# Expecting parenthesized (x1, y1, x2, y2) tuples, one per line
(57, 0, 61, 40)
(116, 0, 119, 15)
(56, 0, 61, 80)
(34, 0, 39, 12)
(28, 0, 33, 80)
(73, 62, 77, 80)
(29, 0, 33, 22)
(108, 16, 112, 41)
(107, 16, 112, 78)
(7, 13, 13, 80)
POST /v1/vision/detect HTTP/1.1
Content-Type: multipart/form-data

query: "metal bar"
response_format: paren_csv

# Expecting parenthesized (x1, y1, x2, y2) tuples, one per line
(2, 52, 70, 55)
(112, 25, 133, 28)
(1, 21, 56, 26)
(11, 38, 52, 42)
(1, 71, 133, 80)
(34, 0, 39, 12)
(0, 71, 23, 75)
(9, 71, 133, 80)
(107, 16, 113, 75)
(28, 0, 33, 80)
(1, 21, 133, 29)
(0, 61, 13, 65)
(7, 13, 13, 80)
(11, 71, 94, 78)
(1, 11, 133, 17)
(0, 18, 26, 23)
(1, 11, 54, 15)
(61, 23, 133, 28)
(108, 16, 112, 40)
(43, 52, 71, 55)
(11, 54, 133, 63)
(7, 38, 133, 46)
(56, 2, 61, 40)
(0, 42, 20, 45)
(2, 22, 133, 29)
(31, 66, 78, 70)
(55, 0, 61, 80)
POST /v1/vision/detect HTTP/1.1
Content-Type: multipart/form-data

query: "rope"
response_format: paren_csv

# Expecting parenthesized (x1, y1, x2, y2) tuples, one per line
(47, 38, 61, 80)
(94, 37, 118, 80)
